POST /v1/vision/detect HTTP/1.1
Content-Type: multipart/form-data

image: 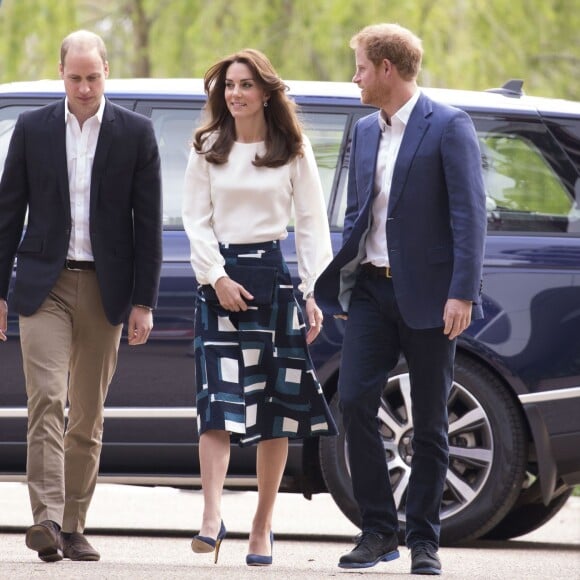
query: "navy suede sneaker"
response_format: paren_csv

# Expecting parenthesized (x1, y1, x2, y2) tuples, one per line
(410, 542, 442, 575)
(338, 531, 399, 569)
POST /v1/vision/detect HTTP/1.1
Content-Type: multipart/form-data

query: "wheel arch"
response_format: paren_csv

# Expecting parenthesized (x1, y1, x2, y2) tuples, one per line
(455, 344, 533, 435)
(453, 345, 562, 505)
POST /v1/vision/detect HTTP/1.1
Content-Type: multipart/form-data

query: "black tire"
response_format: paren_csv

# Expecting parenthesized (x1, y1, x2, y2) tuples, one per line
(319, 355, 529, 545)
(482, 484, 573, 540)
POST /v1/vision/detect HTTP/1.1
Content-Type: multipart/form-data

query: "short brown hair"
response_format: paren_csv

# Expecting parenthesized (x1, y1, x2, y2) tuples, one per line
(350, 23, 423, 81)
(60, 30, 107, 67)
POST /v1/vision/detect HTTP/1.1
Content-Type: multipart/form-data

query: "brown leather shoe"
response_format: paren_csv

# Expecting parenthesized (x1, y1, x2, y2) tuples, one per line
(62, 532, 100, 561)
(25, 520, 63, 562)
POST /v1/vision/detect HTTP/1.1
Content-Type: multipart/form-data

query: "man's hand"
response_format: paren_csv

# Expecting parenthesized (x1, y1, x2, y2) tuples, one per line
(128, 306, 153, 345)
(443, 298, 472, 340)
(0, 299, 7, 342)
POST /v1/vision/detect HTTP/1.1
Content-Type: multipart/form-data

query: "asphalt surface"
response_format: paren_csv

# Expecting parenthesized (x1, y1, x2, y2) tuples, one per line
(1, 483, 579, 579)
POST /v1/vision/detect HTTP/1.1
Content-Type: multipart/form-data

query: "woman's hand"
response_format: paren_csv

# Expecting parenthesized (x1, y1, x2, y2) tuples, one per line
(214, 276, 254, 311)
(305, 296, 324, 344)
(0, 299, 7, 342)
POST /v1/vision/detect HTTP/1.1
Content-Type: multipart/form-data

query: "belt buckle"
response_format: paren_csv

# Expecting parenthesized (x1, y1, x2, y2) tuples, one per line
(385, 267, 392, 278)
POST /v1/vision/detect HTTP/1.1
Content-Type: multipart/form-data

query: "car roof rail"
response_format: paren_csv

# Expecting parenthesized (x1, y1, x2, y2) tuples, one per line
(486, 79, 524, 98)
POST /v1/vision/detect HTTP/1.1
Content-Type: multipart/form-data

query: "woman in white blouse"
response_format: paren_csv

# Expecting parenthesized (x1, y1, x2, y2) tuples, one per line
(182, 49, 337, 566)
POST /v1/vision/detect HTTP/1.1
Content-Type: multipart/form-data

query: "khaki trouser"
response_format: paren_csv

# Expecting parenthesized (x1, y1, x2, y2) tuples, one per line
(19, 269, 122, 533)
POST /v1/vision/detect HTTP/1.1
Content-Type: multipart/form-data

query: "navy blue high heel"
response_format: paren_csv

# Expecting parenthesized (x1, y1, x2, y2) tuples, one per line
(246, 531, 274, 566)
(191, 520, 227, 564)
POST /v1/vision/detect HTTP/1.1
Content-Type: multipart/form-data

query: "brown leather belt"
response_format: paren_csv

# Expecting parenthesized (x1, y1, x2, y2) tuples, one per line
(65, 260, 96, 271)
(361, 263, 392, 278)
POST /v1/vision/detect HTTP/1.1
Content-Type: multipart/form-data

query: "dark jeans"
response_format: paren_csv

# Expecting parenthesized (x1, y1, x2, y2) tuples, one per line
(338, 272, 455, 548)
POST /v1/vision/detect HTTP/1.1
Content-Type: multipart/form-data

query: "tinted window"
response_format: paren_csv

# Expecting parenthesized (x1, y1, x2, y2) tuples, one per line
(301, 111, 349, 226)
(544, 117, 580, 171)
(150, 107, 349, 230)
(473, 115, 579, 234)
(150, 107, 202, 229)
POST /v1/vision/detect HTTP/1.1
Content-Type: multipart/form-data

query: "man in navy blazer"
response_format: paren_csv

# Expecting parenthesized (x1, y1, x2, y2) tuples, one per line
(315, 24, 486, 575)
(0, 31, 162, 562)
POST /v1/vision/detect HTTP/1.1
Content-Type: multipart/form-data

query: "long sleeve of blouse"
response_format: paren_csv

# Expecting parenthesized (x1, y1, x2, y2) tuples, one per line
(182, 135, 332, 297)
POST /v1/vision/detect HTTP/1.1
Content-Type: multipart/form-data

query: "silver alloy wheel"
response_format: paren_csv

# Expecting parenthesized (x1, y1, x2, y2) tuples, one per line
(345, 373, 494, 521)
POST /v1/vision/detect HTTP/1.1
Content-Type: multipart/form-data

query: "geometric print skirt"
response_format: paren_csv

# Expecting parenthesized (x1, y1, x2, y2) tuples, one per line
(194, 240, 338, 447)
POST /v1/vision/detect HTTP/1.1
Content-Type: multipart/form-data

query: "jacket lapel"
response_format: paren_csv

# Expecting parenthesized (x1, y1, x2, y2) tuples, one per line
(359, 113, 382, 202)
(388, 93, 432, 213)
(49, 100, 71, 214)
(90, 100, 115, 212)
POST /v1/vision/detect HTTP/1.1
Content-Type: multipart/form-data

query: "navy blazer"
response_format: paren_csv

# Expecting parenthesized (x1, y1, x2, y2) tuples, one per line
(0, 99, 163, 326)
(315, 92, 487, 329)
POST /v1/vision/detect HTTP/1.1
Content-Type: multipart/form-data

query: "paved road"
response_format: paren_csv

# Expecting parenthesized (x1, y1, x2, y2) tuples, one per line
(1, 483, 579, 579)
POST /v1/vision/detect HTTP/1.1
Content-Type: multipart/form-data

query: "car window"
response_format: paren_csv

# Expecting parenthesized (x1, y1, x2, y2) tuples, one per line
(287, 110, 350, 230)
(481, 132, 576, 233)
(544, 117, 580, 171)
(150, 107, 202, 229)
(7, 98, 577, 237)
(301, 111, 349, 215)
(150, 106, 350, 231)
(0, 105, 41, 228)
(472, 115, 579, 234)
(330, 112, 579, 236)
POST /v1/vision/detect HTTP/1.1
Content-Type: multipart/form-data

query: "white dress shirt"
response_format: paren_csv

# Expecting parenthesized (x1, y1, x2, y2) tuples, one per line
(64, 97, 105, 261)
(182, 134, 332, 297)
(364, 90, 420, 267)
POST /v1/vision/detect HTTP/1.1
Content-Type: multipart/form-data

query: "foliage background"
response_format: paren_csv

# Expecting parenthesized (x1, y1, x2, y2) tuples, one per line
(0, 0, 578, 100)
(1, 0, 579, 498)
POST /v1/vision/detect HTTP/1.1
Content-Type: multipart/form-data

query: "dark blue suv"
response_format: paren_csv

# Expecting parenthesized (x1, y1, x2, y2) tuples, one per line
(1, 78, 579, 544)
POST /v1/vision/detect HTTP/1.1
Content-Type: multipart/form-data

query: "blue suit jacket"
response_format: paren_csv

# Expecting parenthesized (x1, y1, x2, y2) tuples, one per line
(0, 98, 163, 325)
(315, 92, 487, 329)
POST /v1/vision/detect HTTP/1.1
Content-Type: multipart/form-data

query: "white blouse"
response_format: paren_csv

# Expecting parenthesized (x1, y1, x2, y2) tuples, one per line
(182, 134, 332, 297)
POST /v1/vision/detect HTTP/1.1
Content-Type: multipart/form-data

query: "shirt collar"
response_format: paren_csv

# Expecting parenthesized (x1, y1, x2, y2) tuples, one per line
(64, 96, 106, 125)
(378, 89, 421, 132)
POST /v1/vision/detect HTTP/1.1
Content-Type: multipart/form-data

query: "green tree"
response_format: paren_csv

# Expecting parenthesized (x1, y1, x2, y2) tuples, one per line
(0, 0, 77, 80)
(0, 0, 578, 100)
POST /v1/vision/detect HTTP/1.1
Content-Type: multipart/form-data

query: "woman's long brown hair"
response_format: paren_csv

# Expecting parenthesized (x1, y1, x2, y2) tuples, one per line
(193, 48, 303, 167)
